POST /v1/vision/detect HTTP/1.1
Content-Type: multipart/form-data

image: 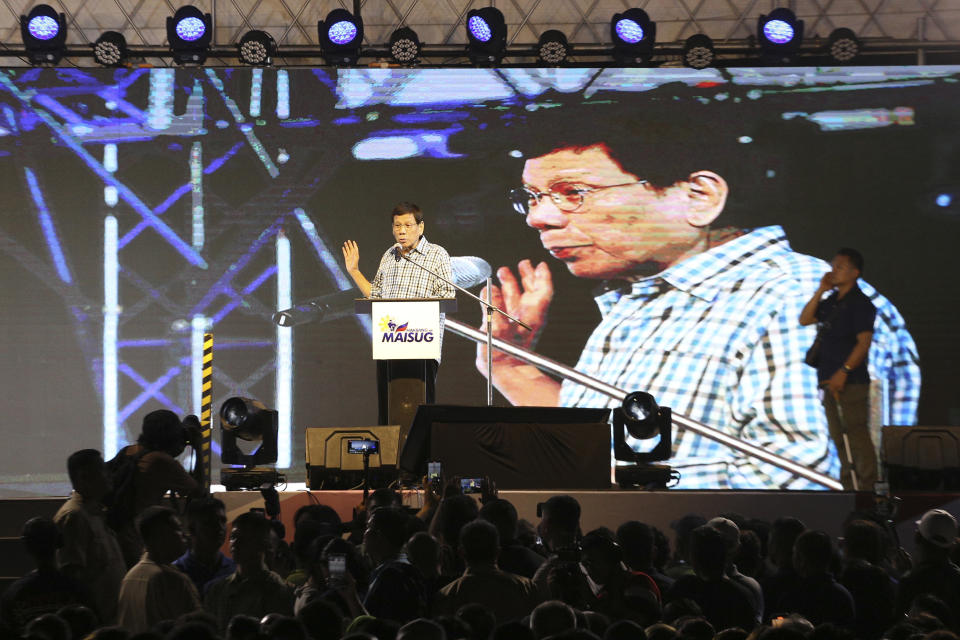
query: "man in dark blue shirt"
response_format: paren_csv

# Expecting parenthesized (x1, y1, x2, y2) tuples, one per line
(800, 248, 877, 490)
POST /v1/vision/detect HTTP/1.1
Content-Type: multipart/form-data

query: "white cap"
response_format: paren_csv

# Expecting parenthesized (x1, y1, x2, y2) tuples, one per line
(916, 509, 958, 548)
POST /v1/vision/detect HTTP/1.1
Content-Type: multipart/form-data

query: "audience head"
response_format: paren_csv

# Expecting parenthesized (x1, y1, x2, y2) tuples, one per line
(792, 530, 835, 577)
(260, 616, 307, 640)
(616, 520, 655, 571)
(139, 409, 187, 456)
(907, 594, 954, 631)
(24, 614, 71, 640)
(397, 618, 445, 640)
(915, 509, 958, 559)
(735, 529, 764, 578)
(644, 623, 679, 640)
(66, 449, 110, 502)
(225, 615, 261, 640)
(57, 605, 99, 640)
(436, 495, 480, 550)
(604, 620, 645, 640)
(183, 497, 228, 555)
(296, 598, 344, 640)
(458, 519, 500, 568)
(580, 530, 623, 586)
(707, 517, 741, 565)
(137, 505, 187, 563)
(367, 488, 403, 512)
(21, 516, 61, 560)
(675, 617, 714, 640)
(479, 499, 520, 544)
(769, 517, 806, 570)
(293, 504, 343, 532)
(841, 518, 885, 564)
(405, 531, 441, 581)
(539, 495, 582, 551)
(493, 621, 535, 640)
(230, 511, 272, 568)
(530, 600, 577, 640)
(689, 525, 726, 580)
(670, 515, 707, 563)
(167, 620, 219, 640)
(364, 505, 411, 565)
(456, 604, 495, 640)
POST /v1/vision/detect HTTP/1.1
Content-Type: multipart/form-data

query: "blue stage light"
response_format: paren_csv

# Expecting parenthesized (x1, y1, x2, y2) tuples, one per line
(27, 14, 59, 40)
(175, 16, 206, 42)
(614, 19, 644, 44)
(465, 8, 506, 66)
(20, 5, 67, 65)
(763, 19, 795, 44)
(318, 9, 363, 66)
(328, 20, 358, 45)
(611, 9, 656, 65)
(936, 194, 952, 208)
(166, 6, 212, 64)
(467, 15, 492, 42)
(757, 8, 804, 61)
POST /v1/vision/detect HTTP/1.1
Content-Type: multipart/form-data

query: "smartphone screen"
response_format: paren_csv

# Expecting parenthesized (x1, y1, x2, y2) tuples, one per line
(427, 461, 441, 481)
(327, 553, 346, 585)
(461, 477, 482, 494)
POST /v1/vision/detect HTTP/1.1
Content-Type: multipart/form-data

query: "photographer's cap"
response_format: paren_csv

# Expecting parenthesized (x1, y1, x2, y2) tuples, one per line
(916, 509, 958, 548)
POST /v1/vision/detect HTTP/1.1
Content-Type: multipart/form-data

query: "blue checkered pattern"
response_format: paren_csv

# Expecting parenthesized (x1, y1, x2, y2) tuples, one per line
(559, 226, 920, 489)
(370, 236, 455, 358)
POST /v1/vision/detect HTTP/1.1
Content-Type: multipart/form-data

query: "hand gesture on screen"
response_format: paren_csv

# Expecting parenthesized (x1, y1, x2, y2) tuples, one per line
(476, 259, 553, 376)
(342, 240, 360, 273)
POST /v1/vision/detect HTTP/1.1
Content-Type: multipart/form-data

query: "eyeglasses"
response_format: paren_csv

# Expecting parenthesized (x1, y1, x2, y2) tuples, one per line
(392, 222, 420, 231)
(509, 180, 647, 215)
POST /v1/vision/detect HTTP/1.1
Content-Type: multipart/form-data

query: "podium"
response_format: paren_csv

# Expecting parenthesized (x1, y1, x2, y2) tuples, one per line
(355, 298, 457, 430)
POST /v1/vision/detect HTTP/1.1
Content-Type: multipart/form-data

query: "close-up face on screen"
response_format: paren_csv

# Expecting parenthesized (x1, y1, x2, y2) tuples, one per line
(1, 66, 958, 493)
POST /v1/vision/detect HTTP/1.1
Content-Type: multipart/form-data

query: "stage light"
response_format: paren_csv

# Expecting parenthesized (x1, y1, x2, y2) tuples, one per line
(93, 31, 128, 67)
(465, 7, 507, 66)
(613, 391, 675, 488)
(318, 9, 363, 66)
(757, 8, 804, 61)
(20, 5, 67, 65)
(537, 30, 570, 65)
(166, 6, 212, 65)
(390, 27, 421, 65)
(219, 396, 283, 490)
(238, 30, 276, 66)
(827, 27, 861, 63)
(682, 33, 715, 69)
(611, 8, 656, 65)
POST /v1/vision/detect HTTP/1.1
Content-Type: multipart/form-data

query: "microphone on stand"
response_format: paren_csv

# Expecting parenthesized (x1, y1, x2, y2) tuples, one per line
(273, 255, 493, 327)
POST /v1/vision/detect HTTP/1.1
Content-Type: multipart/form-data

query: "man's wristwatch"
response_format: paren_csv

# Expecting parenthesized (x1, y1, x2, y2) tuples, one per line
(841, 364, 854, 374)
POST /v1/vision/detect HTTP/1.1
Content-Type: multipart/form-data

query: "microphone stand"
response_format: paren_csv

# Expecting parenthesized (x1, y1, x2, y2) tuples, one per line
(397, 249, 531, 406)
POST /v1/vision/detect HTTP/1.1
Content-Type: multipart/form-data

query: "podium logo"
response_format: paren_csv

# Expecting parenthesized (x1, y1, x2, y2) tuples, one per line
(379, 315, 434, 343)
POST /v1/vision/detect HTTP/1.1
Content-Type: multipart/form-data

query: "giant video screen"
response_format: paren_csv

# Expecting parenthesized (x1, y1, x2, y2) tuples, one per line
(1, 66, 958, 493)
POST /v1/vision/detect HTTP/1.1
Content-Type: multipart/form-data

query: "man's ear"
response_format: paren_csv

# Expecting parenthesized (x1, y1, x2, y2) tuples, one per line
(684, 170, 728, 227)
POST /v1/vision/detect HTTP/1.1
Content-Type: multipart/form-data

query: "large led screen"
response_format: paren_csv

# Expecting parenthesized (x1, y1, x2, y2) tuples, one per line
(1, 66, 958, 493)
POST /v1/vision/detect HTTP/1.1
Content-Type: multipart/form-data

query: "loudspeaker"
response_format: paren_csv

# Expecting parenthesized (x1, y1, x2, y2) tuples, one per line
(305, 425, 403, 490)
(882, 426, 960, 490)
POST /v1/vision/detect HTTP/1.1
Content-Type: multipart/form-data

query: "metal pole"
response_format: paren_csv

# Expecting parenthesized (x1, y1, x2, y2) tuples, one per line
(200, 332, 214, 492)
(445, 318, 843, 490)
(485, 277, 494, 406)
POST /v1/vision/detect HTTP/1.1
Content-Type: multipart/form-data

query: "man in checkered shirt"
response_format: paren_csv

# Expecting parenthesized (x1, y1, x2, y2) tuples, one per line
(475, 137, 919, 490)
(343, 202, 454, 424)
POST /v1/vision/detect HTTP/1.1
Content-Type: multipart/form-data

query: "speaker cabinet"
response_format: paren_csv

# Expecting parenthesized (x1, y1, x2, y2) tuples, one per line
(883, 426, 960, 490)
(305, 425, 403, 490)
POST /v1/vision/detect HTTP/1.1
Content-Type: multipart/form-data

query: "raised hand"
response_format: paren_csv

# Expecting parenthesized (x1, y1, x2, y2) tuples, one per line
(476, 259, 553, 376)
(342, 240, 360, 273)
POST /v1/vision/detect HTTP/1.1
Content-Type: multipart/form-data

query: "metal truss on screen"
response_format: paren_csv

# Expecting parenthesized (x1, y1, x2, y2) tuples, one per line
(0, 67, 368, 467)
(0, 0, 958, 67)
